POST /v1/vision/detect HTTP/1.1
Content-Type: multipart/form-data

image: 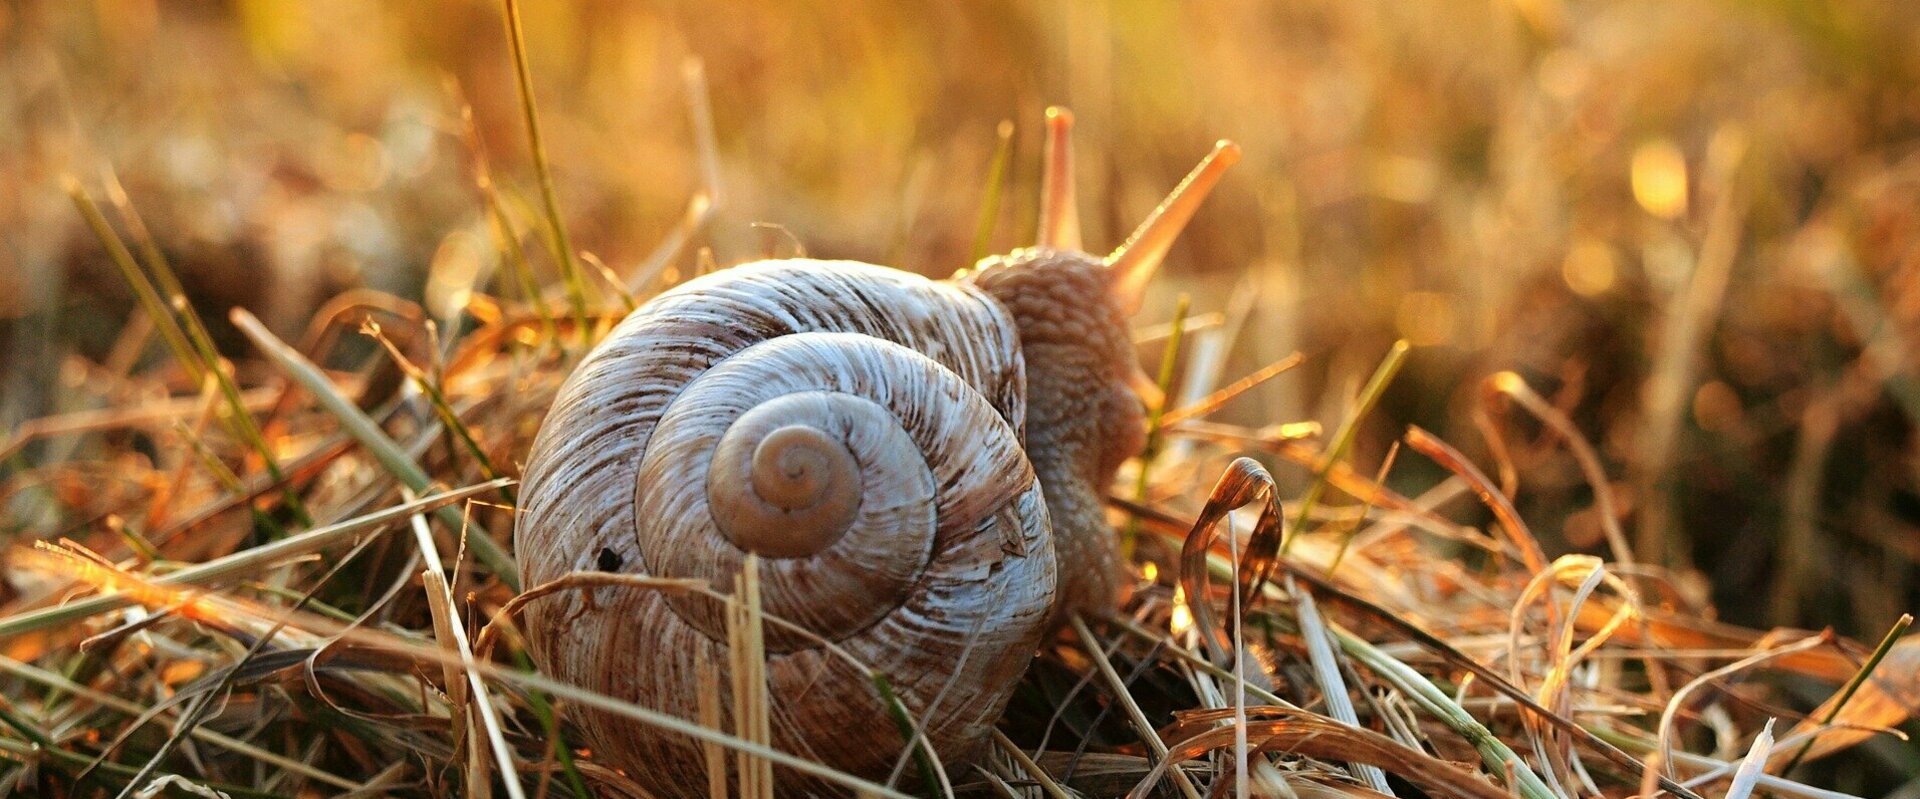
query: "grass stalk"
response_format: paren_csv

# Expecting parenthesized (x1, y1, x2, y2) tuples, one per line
(0, 654, 358, 790)
(1285, 339, 1408, 554)
(500, 0, 591, 342)
(1777, 613, 1913, 773)
(174, 297, 312, 527)
(970, 120, 1017, 265)
(367, 321, 516, 504)
(1124, 293, 1189, 559)
(64, 177, 201, 385)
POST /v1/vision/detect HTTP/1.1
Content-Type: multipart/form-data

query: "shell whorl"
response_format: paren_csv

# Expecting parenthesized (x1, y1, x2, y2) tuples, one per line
(707, 406, 867, 559)
(636, 331, 1042, 650)
(516, 260, 1056, 795)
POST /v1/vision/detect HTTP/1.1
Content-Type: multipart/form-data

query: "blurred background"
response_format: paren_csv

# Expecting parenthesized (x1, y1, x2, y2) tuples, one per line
(6, 0, 1920, 644)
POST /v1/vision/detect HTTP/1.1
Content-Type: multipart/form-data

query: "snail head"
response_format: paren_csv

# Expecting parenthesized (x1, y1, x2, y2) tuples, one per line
(963, 108, 1240, 479)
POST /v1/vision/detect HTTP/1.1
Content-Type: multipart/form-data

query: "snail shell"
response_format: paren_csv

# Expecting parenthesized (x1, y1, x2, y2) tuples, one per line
(514, 113, 1239, 796)
(517, 262, 1056, 792)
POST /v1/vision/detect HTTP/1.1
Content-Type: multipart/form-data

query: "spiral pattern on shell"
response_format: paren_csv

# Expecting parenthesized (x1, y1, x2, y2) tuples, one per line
(516, 261, 1058, 796)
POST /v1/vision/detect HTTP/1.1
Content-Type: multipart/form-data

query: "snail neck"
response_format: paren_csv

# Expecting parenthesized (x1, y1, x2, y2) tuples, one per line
(964, 248, 1144, 616)
(1022, 354, 1134, 616)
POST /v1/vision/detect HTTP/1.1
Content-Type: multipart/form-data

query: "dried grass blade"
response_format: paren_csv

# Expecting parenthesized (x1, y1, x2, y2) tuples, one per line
(1160, 351, 1305, 426)
(729, 555, 774, 799)
(0, 654, 359, 790)
(1289, 577, 1394, 794)
(698, 657, 728, 799)
(1130, 496, 1707, 799)
(1331, 624, 1559, 799)
(1726, 720, 1775, 799)
(1068, 614, 1204, 799)
(1179, 457, 1283, 663)
(1129, 709, 1510, 799)
(366, 321, 516, 504)
(1653, 631, 1832, 782)
(0, 479, 506, 639)
(107, 526, 379, 799)
(1402, 425, 1547, 575)
(1487, 372, 1633, 566)
(989, 729, 1071, 799)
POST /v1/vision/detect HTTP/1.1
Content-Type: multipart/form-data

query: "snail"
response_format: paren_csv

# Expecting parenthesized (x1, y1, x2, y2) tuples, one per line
(515, 109, 1239, 795)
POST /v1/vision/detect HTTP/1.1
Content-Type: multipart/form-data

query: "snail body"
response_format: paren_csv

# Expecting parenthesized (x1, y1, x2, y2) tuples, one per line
(515, 113, 1238, 795)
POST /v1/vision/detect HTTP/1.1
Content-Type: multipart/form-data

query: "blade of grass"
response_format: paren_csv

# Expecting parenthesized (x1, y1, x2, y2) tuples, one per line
(1331, 622, 1558, 799)
(698, 657, 727, 799)
(173, 295, 311, 528)
(254, 588, 927, 799)
(64, 177, 202, 385)
(1125, 496, 1708, 799)
(1288, 576, 1394, 793)
(424, 564, 526, 799)
(231, 309, 519, 587)
(109, 526, 381, 799)
(1588, 728, 1860, 799)
(403, 489, 524, 799)
(989, 729, 1071, 799)
(969, 120, 1016, 265)
(1326, 440, 1399, 575)
(175, 417, 277, 542)
(872, 673, 945, 798)
(1284, 340, 1408, 554)
(1402, 424, 1550, 574)
(0, 737, 285, 799)
(1124, 293, 1189, 559)
(728, 555, 774, 799)
(1776, 613, 1913, 773)
(1159, 351, 1304, 427)
(507, 642, 591, 799)
(485, 181, 561, 348)
(501, 0, 591, 342)
(88, 169, 313, 528)
(365, 321, 516, 504)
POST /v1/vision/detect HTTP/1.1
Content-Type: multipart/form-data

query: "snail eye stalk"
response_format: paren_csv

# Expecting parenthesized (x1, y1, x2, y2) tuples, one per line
(1106, 140, 1241, 314)
(1038, 106, 1082, 251)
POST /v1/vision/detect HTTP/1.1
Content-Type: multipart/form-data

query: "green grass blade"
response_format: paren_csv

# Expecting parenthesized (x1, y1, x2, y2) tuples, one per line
(1284, 339, 1408, 554)
(969, 120, 1016, 266)
(501, 0, 591, 342)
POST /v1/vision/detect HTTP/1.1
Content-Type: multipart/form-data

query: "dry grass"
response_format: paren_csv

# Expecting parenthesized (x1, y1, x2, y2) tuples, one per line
(4, 0, 1920, 796)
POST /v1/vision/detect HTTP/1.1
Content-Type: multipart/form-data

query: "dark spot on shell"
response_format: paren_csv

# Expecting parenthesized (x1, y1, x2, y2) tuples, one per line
(596, 548, 622, 572)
